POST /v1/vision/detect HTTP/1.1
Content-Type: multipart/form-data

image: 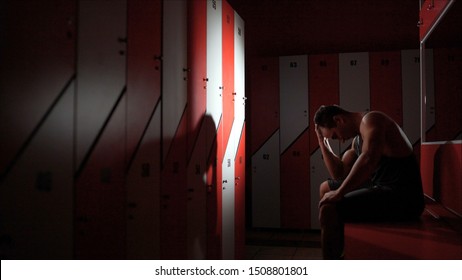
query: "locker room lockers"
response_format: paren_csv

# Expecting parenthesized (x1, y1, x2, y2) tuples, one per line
(125, 0, 162, 260)
(249, 48, 448, 230)
(1, 0, 245, 260)
(308, 54, 340, 230)
(0, 0, 76, 259)
(279, 55, 310, 229)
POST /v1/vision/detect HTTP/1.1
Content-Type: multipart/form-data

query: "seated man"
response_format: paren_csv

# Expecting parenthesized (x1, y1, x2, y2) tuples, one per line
(314, 105, 424, 259)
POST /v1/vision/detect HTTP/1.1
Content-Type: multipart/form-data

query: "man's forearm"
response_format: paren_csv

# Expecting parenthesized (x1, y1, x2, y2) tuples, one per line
(319, 138, 343, 179)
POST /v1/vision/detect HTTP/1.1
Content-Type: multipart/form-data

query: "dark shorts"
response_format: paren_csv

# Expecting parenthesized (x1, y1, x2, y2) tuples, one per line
(327, 178, 373, 190)
(327, 179, 424, 222)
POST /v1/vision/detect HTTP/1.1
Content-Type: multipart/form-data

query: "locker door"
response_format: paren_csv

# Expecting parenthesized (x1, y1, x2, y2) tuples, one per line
(76, 0, 127, 168)
(0, 0, 76, 259)
(252, 131, 281, 228)
(308, 54, 340, 229)
(126, 0, 162, 160)
(0, 0, 76, 174)
(125, 0, 162, 260)
(279, 55, 308, 229)
(221, 0, 235, 260)
(162, 0, 188, 161)
(206, 0, 223, 259)
(430, 48, 462, 141)
(233, 11, 246, 259)
(126, 106, 161, 259)
(401, 49, 423, 145)
(207, 0, 223, 127)
(160, 0, 188, 259)
(186, 120, 208, 259)
(186, 0, 208, 260)
(249, 57, 280, 155)
(280, 130, 310, 229)
(74, 0, 127, 259)
(234, 124, 246, 259)
(0, 85, 74, 259)
(75, 95, 127, 259)
(369, 51, 403, 125)
(339, 52, 370, 151)
(279, 55, 309, 153)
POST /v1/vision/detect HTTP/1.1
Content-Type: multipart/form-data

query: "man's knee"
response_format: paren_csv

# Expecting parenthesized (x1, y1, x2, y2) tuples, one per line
(319, 180, 330, 199)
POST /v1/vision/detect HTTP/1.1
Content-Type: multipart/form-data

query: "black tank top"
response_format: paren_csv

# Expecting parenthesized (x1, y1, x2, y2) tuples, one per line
(353, 135, 423, 194)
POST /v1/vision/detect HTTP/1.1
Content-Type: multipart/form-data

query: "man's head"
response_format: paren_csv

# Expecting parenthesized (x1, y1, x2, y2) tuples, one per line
(314, 105, 349, 128)
(314, 105, 354, 142)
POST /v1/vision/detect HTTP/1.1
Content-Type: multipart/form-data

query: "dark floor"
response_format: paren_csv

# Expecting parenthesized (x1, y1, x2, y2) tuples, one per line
(245, 228, 322, 260)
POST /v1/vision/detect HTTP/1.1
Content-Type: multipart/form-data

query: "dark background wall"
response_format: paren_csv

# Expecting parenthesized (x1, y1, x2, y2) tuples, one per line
(228, 0, 461, 56)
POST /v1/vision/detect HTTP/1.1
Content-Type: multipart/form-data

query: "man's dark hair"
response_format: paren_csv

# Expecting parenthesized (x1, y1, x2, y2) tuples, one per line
(313, 105, 350, 128)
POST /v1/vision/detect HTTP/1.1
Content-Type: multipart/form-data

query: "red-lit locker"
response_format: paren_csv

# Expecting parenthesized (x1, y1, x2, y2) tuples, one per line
(160, 110, 188, 259)
(249, 56, 280, 228)
(186, 0, 208, 260)
(0, 0, 76, 175)
(419, 0, 453, 41)
(126, 106, 161, 259)
(160, 0, 188, 259)
(308, 54, 340, 229)
(74, 0, 127, 259)
(126, 0, 162, 160)
(369, 51, 403, 125)
(249, 57, 280, 155)
(162, 0, 188, 162)
(221, 0, 236, 259)
(280, 130, 310, 229)
(233, 11, 246, 259)
(125, 0, 162, 259)
(234, 124, 246, 259)
(206, 0, 223, 259)
(75, 0, 127, 168)
(0, 0, 76, 259)
(75, 95, 127, 259)
(0, 86, 75, 259)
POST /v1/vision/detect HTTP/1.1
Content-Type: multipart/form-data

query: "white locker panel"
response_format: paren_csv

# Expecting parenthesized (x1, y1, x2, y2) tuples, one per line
(221, 152, 235, 259)
(76, 0, 127, 167)
(401, 49, 422, 145)
(252, 131, 281, 228)
(234, 12, 246, 123)
(279, 55, 309, 153)
(339, 52, 370, 151)
(0, 83, 74, 259)
(163, 0, 188, 160)
(339, 52, 370, 111)
(126, 106, 161, 259)
(207, 0, 223, 128)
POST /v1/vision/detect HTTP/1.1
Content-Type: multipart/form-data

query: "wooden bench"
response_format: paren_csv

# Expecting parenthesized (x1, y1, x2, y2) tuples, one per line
(344, 199, 462, 259)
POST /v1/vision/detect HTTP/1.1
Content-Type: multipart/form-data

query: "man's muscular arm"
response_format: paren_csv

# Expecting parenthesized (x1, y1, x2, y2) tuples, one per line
(316, 124, 356, 180)
(319, 113, 384, 206)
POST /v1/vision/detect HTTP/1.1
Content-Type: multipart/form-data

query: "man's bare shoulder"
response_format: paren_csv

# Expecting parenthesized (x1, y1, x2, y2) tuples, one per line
(362, 111, 394, 127)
